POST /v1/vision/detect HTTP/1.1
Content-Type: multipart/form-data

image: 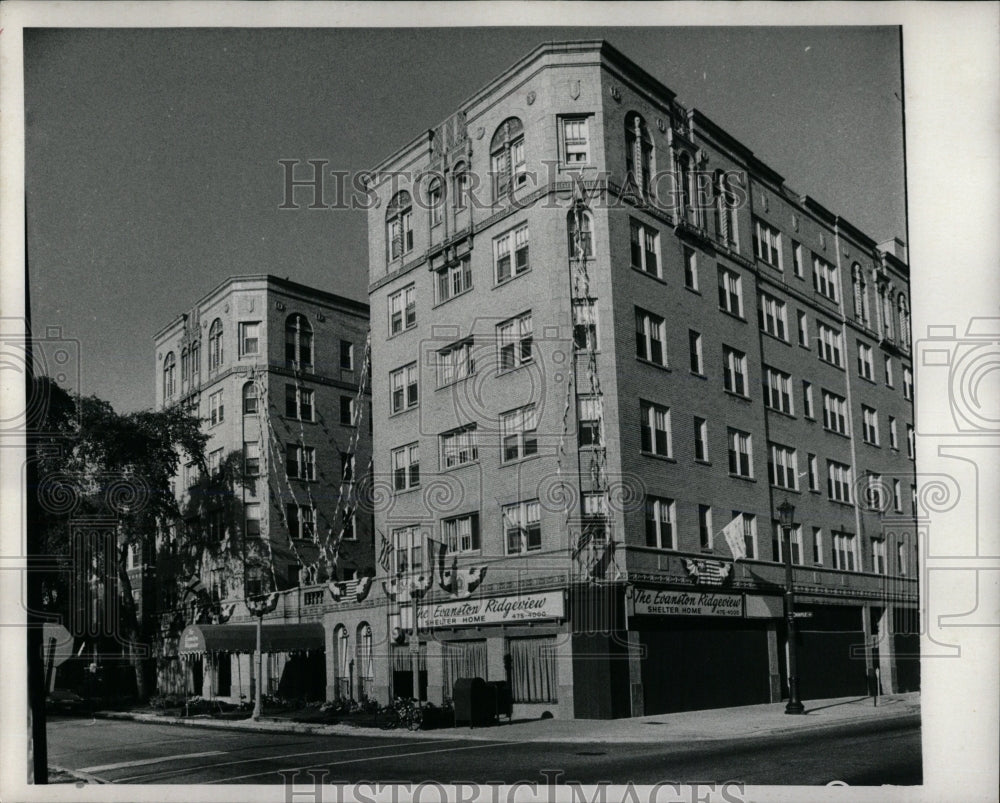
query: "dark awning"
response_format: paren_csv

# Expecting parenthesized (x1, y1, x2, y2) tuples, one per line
(178, 623, 325, 655)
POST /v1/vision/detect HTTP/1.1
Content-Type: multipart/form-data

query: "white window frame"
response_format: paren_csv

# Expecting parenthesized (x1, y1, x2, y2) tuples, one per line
(827, 460, 853, 503)
(818, 322, 843, 367)
(390, 362, 419, 414)
(833, 531, 858, 572)
(907, 424, 915, 459)
(813, 527, 824, 565)
(792, 242, 805, 278)
(776, 523, 803, 565)
(630, 219, 661, 277)
(494, 223, 530, 284)
(392, 525, 423, 575)
(764, 366, 793, 414)
(573, 299, 599, 352)
(822, 390, 848, 435)
(807, 453, 820, 492)
(440, 425, 478, 469)
(760, 293, 788, 341)
(903, 367, 913, 400)
(245, 502, 261, 538)
(285, 384, 314, 422)
(813, 256, 839, 302)
(640, 400, 672, 458)
(889, 416, 898, 449)
(803, 381, 815, 419)
(497, 312, 533, 371)
(797, 310, 809, 347)
(644, 496, 676, 550)
(209, 389, 225, 426)
(862, 406, 880, 446)
(436, 256, 473, 303)
(683, 245, 699, 290)
(738, 512, 758, 560)
(698, 505, 713, 549)
(768, 443, 799, 490)
(717, 267, 744, 317)
(391, 443, 420, 491)
(437, 338, 475, 387)
(500, 404, 538, 463)
(503, 500, 541, 555)
(872, 538, 887, 575)
(727, 428, 754, 479)
(884, 355, 894, 387)
(857, 341, 874, 380)
(560, 116, 591, 165)
(388, 285, 416, 336)
(443, 512, 481, 554)
(753, 218, 783, 269)
(239, 321, 260, 357)
(694, 416, 709, 462)
(287, 443, 316, 481)
(893, 479, 903, 513)
(689, 330, 703, 374)
(577, 395, 603, 449)
(723, 346, 749, 397)
(635, 308, 667, 366)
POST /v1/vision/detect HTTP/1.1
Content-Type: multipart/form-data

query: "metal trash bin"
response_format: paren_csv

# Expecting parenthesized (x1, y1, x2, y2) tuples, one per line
(452, 677, 496, 727)
(487, 680, 512, 722)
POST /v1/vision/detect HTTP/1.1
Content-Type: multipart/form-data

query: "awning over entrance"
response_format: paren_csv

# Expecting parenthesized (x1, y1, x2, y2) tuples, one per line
(178, 623, 325, 655)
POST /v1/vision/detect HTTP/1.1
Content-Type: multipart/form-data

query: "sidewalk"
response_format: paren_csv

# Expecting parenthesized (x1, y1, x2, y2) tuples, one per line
(96, 692, 919, 744)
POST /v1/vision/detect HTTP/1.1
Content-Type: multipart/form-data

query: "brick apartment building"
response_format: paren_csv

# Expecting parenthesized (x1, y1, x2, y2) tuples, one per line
(320, 39, 919, 720)
(151, 275, 373, 702)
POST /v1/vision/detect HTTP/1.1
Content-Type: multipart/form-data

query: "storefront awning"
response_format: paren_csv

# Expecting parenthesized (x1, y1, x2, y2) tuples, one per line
(178, 623, 325, 655)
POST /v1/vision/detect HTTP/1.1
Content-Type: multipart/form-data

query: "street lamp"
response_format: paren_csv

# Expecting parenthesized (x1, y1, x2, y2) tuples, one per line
(778, 499, 805, 715)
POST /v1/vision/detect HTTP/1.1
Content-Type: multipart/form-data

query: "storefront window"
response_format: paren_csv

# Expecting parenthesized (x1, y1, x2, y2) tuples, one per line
(509, 636, 557, 703)
(442, 640, 487, 702)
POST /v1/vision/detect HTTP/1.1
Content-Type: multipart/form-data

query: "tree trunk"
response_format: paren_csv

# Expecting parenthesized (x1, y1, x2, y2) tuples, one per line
(116, 549, 148, 703)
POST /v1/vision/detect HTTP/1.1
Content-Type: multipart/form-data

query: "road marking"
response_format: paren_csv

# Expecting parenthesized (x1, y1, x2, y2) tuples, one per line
(115, 738, 458, 783)
(79, 750, 225, 773)
(207, 740, 515, 784)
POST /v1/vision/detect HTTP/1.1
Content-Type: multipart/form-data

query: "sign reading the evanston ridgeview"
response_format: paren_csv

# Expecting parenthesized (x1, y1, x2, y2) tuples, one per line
(400, 591, 564, 630)
(630, 588, 744, 618)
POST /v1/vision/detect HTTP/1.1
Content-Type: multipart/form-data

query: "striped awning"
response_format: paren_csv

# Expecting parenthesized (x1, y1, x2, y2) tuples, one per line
(178, 623, 325, 655)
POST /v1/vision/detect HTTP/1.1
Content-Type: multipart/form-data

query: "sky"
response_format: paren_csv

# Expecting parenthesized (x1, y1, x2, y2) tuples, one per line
(24, 26, 906, 413)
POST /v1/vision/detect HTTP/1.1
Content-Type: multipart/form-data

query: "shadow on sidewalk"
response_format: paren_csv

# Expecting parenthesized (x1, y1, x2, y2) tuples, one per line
(803, 696, 873, 714)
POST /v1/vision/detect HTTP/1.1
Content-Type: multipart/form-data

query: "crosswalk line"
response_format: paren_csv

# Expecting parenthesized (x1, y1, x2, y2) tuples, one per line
(79, 751, 225, 773)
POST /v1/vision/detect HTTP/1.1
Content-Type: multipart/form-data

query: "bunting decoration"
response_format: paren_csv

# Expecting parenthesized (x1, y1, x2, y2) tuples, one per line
(245, 591, 281, 617)
(683, 558, 733, 586)
(327, 574, 375, 603)
(433, 538, 488, 599)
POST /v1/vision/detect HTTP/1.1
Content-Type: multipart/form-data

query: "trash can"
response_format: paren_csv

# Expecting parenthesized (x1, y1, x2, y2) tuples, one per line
(487, 680, 513, 722)
(452, 677, 496, 727)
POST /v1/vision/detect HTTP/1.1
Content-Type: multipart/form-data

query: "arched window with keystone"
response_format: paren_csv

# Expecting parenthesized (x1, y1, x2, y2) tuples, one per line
(490, 117, 526, 202)
(386, 190, 413, 262)
(208, 318, 224, 372)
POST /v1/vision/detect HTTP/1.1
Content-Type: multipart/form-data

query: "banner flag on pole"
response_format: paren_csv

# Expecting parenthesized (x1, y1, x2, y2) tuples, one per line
(720, 515, 746, 561)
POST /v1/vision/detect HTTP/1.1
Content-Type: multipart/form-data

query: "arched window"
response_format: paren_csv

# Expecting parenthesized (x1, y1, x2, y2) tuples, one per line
(357, 622, 374, 700)
(334, 625, 350, 700)
(208, 319, 223, 371)
(427, 177, 443, 227)
(285, 313, 313, 370)
(190, 339, 200, 381)
(677, 151, 693, 221)
(386, 191, 413, 261)
(624, 112, 653, 195)
(163, 352, 176, 399)
(714, 170, 739, 248)
(880, 287, 895, 342)
(180, 347, 190, 388)
(490, 117, 526, 201)
(852, 264, 869, 325)
(897, 295, 910, 349)
(567, 206, 594, 259)
(242, 381, 258, 415)
(453, 162, 469, 210)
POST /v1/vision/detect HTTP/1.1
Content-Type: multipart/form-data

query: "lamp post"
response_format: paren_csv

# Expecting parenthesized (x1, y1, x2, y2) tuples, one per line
(778, 499, 805, 715)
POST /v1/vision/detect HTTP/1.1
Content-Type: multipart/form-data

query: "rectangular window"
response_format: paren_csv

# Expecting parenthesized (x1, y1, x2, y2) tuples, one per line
(694, 417, 709, 462)
(833, 531, 857, 572)
(441, 425, 478, 469)
(698, 505, 713, 549)
(753, 218, 782, 269)
(340, 340, 354, 370)
(907, 424, 915, 459)
(503, 500, 541, 555)
(768, 443, 798, 490)
(640, 400, 672, 457)
(392, 526, 422, 575)
(689, 330, 703, 374)
(727, 428, 753, 478)
(827, 460, 853, 503)
(812, 527, 823, 564)
(865, 473, 883, 511)
(897, 542, 908, 576)
(577, 396, 603, 448)
(561, 117, 590, 164)
(862, 406, 880, 445)
(644, 496, 676, 549)
(436, 256, 473, 303)
(509, 637, 557, 704)
(813, 256, 839, 302)
(889, 416, 898, 449)
(822, 390, 848, 434)
(285, 384, 314, 421)
(797, 310, 809, 347)
(792, 242, 805, 278)
(497, 312, 533, 371)
(209, 389, 224, 425)
(437, 338, 475, 387)
(208, 448, 223, 477)
(717, 267, 744, 317)
(444, 512, 481, 553)
(391, 443, 420, 491)
(244, 441, 260, 477)
(807, 453, 819, 491)
(857, 341, 874, 380)
(872, 539, 887, 575)
(893, 479, 903, 513)
(388, 285, 416, 335)
(286, 444, 316, 481)
(818, 322, 843, 367)
(759, 293, 788, 341)
(582, 492, 609, 545)
(390, 363, 419, 413)
(903, 367, 913, 400)
(245, 502, 261, 538)
(340, 395, 356, 425)
(738, 512, 758, 559)
(884, 355, 894, 387)
(723, 346, 748, 397)
(501, 404, 538, 463)
(494, 224, 530, 284)
(763, 366, 793, 414)
(573, 299, 599, 351)
(239, 322, 260, 356)
(286, 503, 315, 540)
(802, 380, 815, 419)
(635, 308, 666, 366)
(775, 523, 803, 565)
(630, 219, 660, 276)
(342, 511, 356, 541)
(683, 246, 699, 290)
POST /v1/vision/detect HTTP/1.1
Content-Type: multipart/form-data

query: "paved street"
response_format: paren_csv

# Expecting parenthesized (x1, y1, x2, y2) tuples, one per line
(48, 714, 921, 786)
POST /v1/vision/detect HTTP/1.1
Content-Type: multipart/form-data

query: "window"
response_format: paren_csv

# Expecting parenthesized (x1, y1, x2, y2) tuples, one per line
(189, 340, 200, 382)
(689, 330, 703, 374)
(567, 207, 594, 259)
(889, 416, 898, 449)
(694, 417, 708, 461)
(822, 390, 847, 434)
(244, 442, 260, 477)
(577, 396, 603, 448)
(491, 117, 526, 201)
(286, 444, 316, 481)
(717, 267, 744, 317)
(501, 405, 538, 463)
(441, 425, 478, 469)
(818, 322, 843, 367)
(911, 483, 918, 517)
(572, 299, 599, 351)
(393, 526, 423, 575)
(807, 453, 819, 492)
(753, 218, 782, 269)
(763, 366, 793, 414)
(893, 479, 903, 513)
(775, 523, 803, 565)
(509, 637, 557, 704)
(391, 443, 420, 491)
(797, 311, 809, 347)
(630, 219, 660, 276)
(759, 293, 788, 341)
(339, 340, 354, 370)
(884, 355, 894, 387)
(444, 513, 481, 553)
(163, 352, 176, 398)
(453, 164, 469, 210)
(286, 503, 315, 540)
(879, 287, 895, 342)
(903, 367, 913, 400)
(714, 171, 739, 248)
(624, 112, 653, 195)
(635, 308, 666, 365)
(561, 116, 590, 164)
(857, 341, 874, 380)
(897, 296, 911, 349)
(280, 313, 312, 369)
(438, 338, 475, 386)
(495, 223, 530, 283)
(428, 179, 443, 227)
(640, 401, 672, 457)
(285, 384, 314, 421)
(208, 448, 224, 477)
(727, 428, 753, 478)
(245, 502, 261, 538)
(180, 347, 190, 389)
(768, 443, 798, 490)
(239, 322, 260, 357)
(388, 285, 416, 335)
(185, 462, 200, 488)
(872, 539, 887, 575)
(340, 395, 356, 425)
(497, 312, 533, 371)
(341, 511, 356, 541)
(827, 460, 852, 503)
(243, 381, 258, 415)
(503, 500, 541, 554)
(723, 346, 748, 396)
(738, 512, 758, 559)
(390, 363, 418, 413)
(812, 527, 823, 564)
(209, 389, 224, 425)
(582, 492, 609, 545)
(207, 509, 225, 542)
(792, 242, 805, 278)
(645, 496, 676, 549)
(436, 256, 473, 303)
(340, 452, 355, 485)
(862, 406, 880, 445)
(907, 424, 915, 459)
(683, 246, 699, 290)
(897, 542, 908, 576)
(813, 256, 839, 302)
(386, 191, 414, 261)
(698, 505, 713, 549)
(208, 319, 223, 371)
(803, 381, 814, 419)
(852, 265, 870, 325)
(833, 531, 857, 571)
